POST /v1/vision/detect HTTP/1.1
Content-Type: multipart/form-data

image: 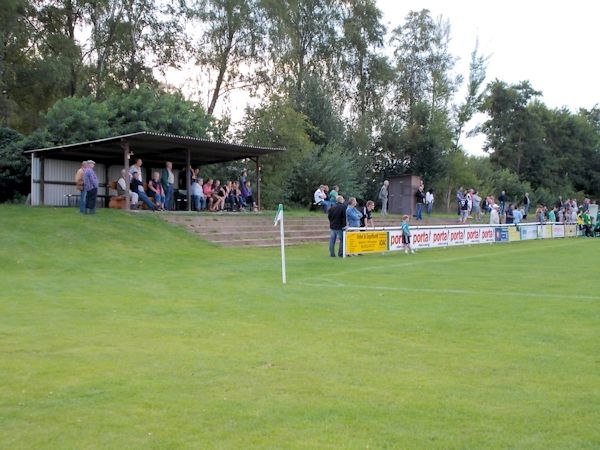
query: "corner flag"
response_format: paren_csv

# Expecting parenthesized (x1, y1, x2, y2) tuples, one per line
(274, 204, 286, 284)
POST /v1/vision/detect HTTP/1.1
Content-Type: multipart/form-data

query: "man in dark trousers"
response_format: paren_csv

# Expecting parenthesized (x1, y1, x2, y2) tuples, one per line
(328, 195, 347, 257)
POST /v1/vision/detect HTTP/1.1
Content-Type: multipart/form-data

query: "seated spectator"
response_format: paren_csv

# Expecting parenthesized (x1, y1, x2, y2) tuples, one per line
(203, 178, 214, 210)
(117, 170, 139, 208)
(147, 171, 166, 210)
(211, 180, 226, 211)
(224, 180, 237, 211)
(241, 180, 257, 211)
(229, 181, 244, 211)
(191, 178, 206, 211)
(130, 172, 156, 210)
(313, 185, 330, 212)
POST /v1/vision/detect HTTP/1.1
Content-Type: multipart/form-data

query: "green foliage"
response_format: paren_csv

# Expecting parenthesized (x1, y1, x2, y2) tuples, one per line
(0, 128, 30, 202)
(287, 142, 366, 205)
(45, 96, 113, 143)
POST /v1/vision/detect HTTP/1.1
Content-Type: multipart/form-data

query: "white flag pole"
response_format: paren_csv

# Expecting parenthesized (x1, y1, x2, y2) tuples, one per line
(274, 204, 286, 284)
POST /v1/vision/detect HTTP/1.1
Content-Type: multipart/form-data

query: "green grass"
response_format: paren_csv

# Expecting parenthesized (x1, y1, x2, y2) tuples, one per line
(1, 205, 599, 449)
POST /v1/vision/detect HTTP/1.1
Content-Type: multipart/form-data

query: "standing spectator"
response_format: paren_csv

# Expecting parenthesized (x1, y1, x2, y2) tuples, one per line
(345, 197, 363, 228)
(523, 192, 530, 219)
(459, 193, 469, 224)
(191, 178, 206, 211)
(241, 180, 257, 211)
(414, 186, 425, 220)
(472, 190, 482, 221)
(130, 172, 156, 210)
(379, 180, 389, 216)
(327, 196, 347, 257)
(513, 206, 523, 225)
(161, 161, 175, 211)
(490, 204, 500, 225)
(536, 207, 546, 224)
(83, 160, 99, 214)
(239, 169, 247, 188)
(505, 203, 514, 224)
(148, 172, 165, 210)
(456, 186, 465, 217)
(360, 200, 375, 228)
(498, 191, 507, 215)
(582, 209, 593, 236)
(548, 206, 557, 223)
(425, 189, 434, 217)
(129, 158, 143, 181)
(401, 215, 415, 254)
(75, 161, 87, 214)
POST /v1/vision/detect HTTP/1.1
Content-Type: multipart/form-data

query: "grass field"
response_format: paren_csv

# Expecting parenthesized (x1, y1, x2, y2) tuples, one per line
(1, 205, 599, 449)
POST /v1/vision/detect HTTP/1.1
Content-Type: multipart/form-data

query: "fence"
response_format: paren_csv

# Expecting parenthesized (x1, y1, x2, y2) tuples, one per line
(342, 223, 582, 257)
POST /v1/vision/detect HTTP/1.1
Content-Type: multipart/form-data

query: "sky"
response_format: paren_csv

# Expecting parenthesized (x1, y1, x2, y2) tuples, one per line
(377, 0, 600, 154)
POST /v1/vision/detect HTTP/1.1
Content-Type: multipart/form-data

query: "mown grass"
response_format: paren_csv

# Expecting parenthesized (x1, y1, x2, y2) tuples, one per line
(1, 205, 599, 449)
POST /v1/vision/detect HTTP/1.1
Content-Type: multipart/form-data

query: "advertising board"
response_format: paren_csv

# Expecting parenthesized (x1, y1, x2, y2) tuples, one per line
(479, 227, 495, 243)
(429, 229, 449, 247)
(494, 227, 509, 242)
(537, 224, 553, 239)
(564, 224, 577, 237)
(448, 228, 466, 246)
(520, 224, 538, 240)
(345, 231, 388, 254)
(551, 224, 565, 238)
(508, 226, 520, 242)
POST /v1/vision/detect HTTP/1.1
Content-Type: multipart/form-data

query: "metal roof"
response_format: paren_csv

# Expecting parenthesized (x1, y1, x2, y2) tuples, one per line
(24, 131, 284, 166)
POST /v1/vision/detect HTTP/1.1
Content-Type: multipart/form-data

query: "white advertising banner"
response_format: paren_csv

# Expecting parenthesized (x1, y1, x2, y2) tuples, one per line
(480, 227, 495, 243)
(465, 227, 482, 245)
(411, 229, 432, 249)
(520, 224, 538, 240)
(552, 224, 565, 238)
(448, 228, 466, 246)
(389, 230, 404, 252)
(430, 229, 449, 247)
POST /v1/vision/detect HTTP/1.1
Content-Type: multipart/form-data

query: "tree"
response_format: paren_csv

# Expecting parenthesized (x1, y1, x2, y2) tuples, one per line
(187, 0, 263, 115)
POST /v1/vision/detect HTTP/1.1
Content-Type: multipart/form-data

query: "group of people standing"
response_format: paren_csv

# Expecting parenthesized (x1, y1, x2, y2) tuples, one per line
(75, 160, 99, 214)
(327, 196, 375, 257)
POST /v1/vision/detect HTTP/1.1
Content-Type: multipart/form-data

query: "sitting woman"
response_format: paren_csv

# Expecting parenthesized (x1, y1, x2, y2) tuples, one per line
(231, 181, 245, 210)
(147, 171, 166, 210)
(210, 180, 226, 211)
(241, 180, 257, 211)
(202, 178, 214, 210)
(224, 180, 238, 211)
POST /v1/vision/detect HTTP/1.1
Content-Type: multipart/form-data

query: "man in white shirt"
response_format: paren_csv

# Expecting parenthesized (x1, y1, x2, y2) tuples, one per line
(314, 185, 329, 212)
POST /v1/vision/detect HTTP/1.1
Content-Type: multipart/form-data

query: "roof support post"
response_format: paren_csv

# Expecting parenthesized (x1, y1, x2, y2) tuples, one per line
(121, 140, 130, 210)
(186, 148, 191, 211)
(39, 155, 45, 206)
(255, 156, 261, 211)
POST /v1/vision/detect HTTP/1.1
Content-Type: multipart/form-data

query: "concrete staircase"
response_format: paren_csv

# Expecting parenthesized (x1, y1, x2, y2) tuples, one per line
(161, 213, 447, 247)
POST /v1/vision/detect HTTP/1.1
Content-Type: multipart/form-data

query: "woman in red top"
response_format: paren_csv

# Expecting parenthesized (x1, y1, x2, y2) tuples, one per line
(148, 171, 165, 210)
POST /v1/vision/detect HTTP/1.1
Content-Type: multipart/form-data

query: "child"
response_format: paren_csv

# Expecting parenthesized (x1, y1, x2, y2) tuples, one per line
(401, 214, 415, 254)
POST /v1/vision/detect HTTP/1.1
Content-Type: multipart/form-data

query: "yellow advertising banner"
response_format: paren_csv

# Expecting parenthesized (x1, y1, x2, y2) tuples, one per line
(345, 231, 388, 254)
(508, 227, 520, 242)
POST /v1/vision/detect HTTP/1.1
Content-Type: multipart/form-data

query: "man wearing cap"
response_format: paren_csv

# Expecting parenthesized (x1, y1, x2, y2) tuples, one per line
(83, 160, 99, 214)
(490, 204, 500, 225)
(75, 161, 88, 214)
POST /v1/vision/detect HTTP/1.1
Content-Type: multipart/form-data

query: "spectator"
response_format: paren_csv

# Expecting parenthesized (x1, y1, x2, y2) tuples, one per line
(523, 192, 530, 219)
(75, 161, 87, 214)
(472, 190, 482, 221)
(401, 215, 415, 254)
(536, 207, 546, 224)
(191, 178, 206, 211)
(548, 206, 557, 223)
(130, 171, 156, 210)
(456, 186, 465, 216)
(505, 203, 514, 224)
(129, 158, 143, 181)
(459, 192, 469, 223)
(513, 206, 523, 225)
(360, 200, 375, 228)
(313, 185, 329, 212)
(346, 197, 363, 228)
(211, 180, 226, 211)
(415, 185, 425, 220)
(328, 195, 347, 257)
(241, 180, 257, 211)
(118, 169, 138, 208)
(329, 185, 339, 203)
(161, 161, 175, 211)
(582, 210, 593, 236)
(425, 189, 434, 216)
(498, 190, 507, 215)
(83, 160, 99, 214)
(379, 180, 389, 216)
(490, 204, 500, 225)
(148, 171, 166, 210)
(203, 178, 214, 210)
(239, 169, 247, 188)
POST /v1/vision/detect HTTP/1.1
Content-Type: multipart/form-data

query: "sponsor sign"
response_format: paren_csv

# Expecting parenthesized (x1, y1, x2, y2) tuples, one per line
(430, 229, 449, 247)
(552, 224, 565, 238)
(389, 229, 432, 250)
(479, 227, 495, 243)
(564, 224, 577, 237)
(346, 231, 388, 254)
(495, 227, 509, 242)
(520, 224, 538, 240)
(537, 224, 553, 239)
(448, 228, 466, 246)
(508, 226, 520, 242)
(465, 227, 482, 244)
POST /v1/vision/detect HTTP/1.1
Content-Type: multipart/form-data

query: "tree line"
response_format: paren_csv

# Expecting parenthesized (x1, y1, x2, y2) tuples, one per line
(1, 0, 599, 207)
